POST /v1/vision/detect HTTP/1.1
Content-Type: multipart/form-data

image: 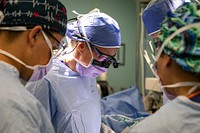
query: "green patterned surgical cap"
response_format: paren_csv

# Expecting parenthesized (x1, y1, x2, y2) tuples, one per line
(158, 2, 200, 74)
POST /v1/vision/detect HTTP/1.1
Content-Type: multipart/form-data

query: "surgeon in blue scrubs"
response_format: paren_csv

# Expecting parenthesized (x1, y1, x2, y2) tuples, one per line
(26, 9, 121, 133)
(142, 0, 191, 105)
(126, 2, 200, 133)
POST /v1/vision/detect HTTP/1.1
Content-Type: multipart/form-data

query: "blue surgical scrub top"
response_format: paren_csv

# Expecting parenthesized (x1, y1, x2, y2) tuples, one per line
(0, 61, 54, 133)
(126, 96, 200, 133)
(26, 59, 101, 133)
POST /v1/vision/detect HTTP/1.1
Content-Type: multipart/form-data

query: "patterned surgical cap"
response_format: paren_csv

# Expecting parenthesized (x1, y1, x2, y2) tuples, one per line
(158, 2, 200, 74)
(0, 0, 67, 36)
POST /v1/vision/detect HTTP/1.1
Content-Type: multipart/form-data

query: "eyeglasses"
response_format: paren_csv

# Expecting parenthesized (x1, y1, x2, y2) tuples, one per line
(91, 46, 119, 68)
(92, 56, 119, 68)
(92, 46, 115, 61)
(44, 30, 68, 56)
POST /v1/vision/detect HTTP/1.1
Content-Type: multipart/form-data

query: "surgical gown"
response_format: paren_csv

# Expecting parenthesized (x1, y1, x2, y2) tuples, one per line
(126, 96, 200, 133)
(0, 61, 54, 133)
(26, 59, 101, 133)
(101, 86, 149, 133)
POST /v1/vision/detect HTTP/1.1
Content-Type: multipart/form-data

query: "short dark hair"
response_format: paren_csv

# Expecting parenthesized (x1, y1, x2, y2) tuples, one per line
(0, 31, 23, 43)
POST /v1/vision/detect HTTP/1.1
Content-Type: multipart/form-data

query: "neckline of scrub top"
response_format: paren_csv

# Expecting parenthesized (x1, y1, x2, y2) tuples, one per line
(0, 61, 19, 76)
(57, 59, 80, 76)
(187, 90, 200, 103)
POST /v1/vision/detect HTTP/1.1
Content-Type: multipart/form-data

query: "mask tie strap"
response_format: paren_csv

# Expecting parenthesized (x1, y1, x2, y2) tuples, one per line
(0, 49, 34, 70)
(187, 84, 200, 95)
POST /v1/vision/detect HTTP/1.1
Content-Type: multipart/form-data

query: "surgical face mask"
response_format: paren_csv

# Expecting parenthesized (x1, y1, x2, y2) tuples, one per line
(160, 85, 176, 103)
(0, 30, 54, 82)
(28, 57, 53, 82)
(162, 90, 170, 104)
(151, 77, 173, 104)
(77, 41, 109, 77)
(159, 81, 200, 104)
(75, 59, 108, 78)
(21, 57, 53, 83)
(152, 71, 200, 103)
(162, 82, 200, 93)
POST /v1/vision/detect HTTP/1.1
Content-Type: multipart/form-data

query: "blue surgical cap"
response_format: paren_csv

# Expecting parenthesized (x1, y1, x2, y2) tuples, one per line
(67, 11, 121, 48)
(142, 0, 190, 35)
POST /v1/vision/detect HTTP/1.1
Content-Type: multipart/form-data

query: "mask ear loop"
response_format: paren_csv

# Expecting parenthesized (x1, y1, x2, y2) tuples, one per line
(41, 31, 53, 57)
(0, 49, 35, 70)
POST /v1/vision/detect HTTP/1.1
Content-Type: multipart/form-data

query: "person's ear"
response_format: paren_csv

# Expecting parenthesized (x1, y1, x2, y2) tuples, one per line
(76, 42, 86, 53)
(163, 54, 171, 67)
(28, 26, 43, 47)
